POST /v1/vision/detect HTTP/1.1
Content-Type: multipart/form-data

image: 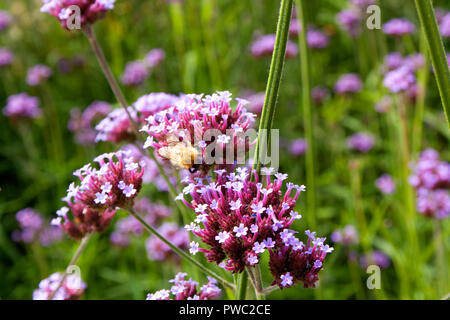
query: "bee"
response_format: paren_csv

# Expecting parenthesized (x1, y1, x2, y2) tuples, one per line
(158, 134, 200, 172)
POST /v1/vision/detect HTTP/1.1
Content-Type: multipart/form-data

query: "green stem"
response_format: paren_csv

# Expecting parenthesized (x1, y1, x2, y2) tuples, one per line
(252, 0, 294, 174)
(237, 271, 248, 300)
(414, 0, 450, 127)
(83, 24, 140, 134)
(48, 235, 91, 300)
(128, 208, 235, 290)
(295, 0, 316, 230)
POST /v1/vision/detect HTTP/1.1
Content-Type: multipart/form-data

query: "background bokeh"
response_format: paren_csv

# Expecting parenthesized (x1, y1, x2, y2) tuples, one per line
(0, 0, 449, 300)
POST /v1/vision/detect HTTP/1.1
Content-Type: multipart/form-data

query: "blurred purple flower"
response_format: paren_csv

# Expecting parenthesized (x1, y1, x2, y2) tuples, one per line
(146, 222, 189, 261)
(250, 34, 298, 59)
(26, 64, 52, 86)
(331, 225, 359, 246)
(0, 47, 14, 66)
(311, 86, 330, 105)
(360, 250, 390, 269)
(384, 52, 404, 71)
(439, 13, 450, 37)
(307, 29, 329, 49)
(3, 93, 42, 120)
(383, 18, 415, 36)
(334, 73, 362, 95)
(0, 10, 12, 31)
(383, 66, 416, 93)
(336, 9, 362, 37)
(33, 272, 86, 300)
(375, 174, 396, 194)
(121, 61, 150, 86)
(347, 133, 374, 153)
(145, 49, 165, 68)
(289, 138, 307, 156)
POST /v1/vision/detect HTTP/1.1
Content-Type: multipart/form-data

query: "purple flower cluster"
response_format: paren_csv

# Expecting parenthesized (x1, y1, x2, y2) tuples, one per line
(40, 0, 117, 29)
(110, 198, 171, 247)
(26, 64, 52, 86)
(409, 149, 450, 219)
(0, 47, 14, 66)
(375, 174, 396, 194)
(289, 138, 307, 156)
(146, 273, 221, 300)
(95, 92, 179, 143)
(68, 101, 112, 145)
(250, 34, 298, 59)
(33, 272, 86, 300)
(178, 167, 333, 289)
(330, 225, 359, 246)
(347, 133, 374, 153)
(0, 10, 12, 31)
(383, 18, 415, 36)
(142, 91, 256, 174)
(146, 222, 189, 261)
(52, 150, 144, 239)
(12, 208, 63, 246)
(334, 73, 362, 95)
(3, 93, 42, 121)
(242, 91, 265, 116)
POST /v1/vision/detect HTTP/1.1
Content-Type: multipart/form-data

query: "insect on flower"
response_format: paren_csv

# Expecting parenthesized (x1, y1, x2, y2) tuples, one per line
(158, 134, 201, 173)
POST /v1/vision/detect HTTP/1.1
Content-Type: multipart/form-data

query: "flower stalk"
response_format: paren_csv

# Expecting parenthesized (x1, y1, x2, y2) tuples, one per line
(414, 0, 450, 127)
(48, 234, 91, 300)
(252, 0, 294, 174)
(295, 0, 316, 230)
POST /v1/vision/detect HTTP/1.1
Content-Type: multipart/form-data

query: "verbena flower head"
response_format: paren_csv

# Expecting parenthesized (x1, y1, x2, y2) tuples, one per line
(383, 66, 416, 93)
(68, 101, 111, 145)
(0, 10, 12, 31)
(178, 167, 333, 289)
(289, 19, 301, 37)
(383, 18, 415, 36)
(110, 198, 171, 247)
(12, 208, 63, 246)
(40, 0, 117, 29)
(347, 133, 374, 153)
(330, 225, 359, 246)
(121, 60, 150, 86)
(52, 150, 144, 239)
(142, 91, 256, 174)
(334, 73, 362, 95)
(146, 273, 221, 300)
(360, 250, 390, 269)
(250, 34, 298, 59)
(146, 222, 189, 261)
(145, 49, 165, 68)
(3, 93, 42, 121)
(289, 138, 307, 156)
(375, 174, 396, 194)
(306, 29, 329, 49)
(336, 9, 362, 37)
(409, 149, 450, 219)
(351, 0, 377, 9)
(26, 64, 52, 86)
(33, 272, 86, 300)
(0, 47, 14, 66)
